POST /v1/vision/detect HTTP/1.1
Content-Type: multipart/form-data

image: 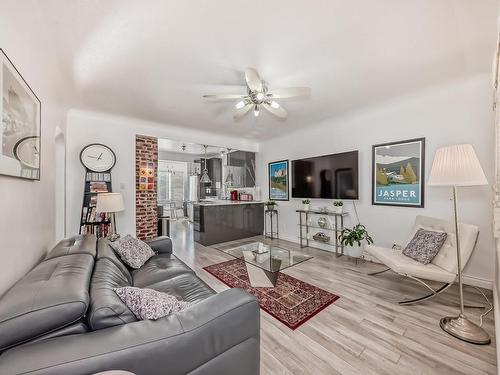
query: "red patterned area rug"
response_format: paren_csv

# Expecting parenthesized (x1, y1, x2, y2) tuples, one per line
(204, 259, 339, 330)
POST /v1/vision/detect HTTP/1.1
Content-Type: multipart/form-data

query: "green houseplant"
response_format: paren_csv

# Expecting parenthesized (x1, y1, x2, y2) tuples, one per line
(302, 199, 311, 211)
(265, 200, 277, 211)
(339, 224, 374, 257)
(332, 200, 343, 214)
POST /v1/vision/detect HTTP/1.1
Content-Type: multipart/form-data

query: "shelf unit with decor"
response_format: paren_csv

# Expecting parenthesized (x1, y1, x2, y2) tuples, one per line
(79, 170, 113, 238)
(296, 209, 348, 257)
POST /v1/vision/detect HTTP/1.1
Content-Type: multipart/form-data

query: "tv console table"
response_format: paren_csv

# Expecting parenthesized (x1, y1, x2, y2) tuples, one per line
(296, 209, 348, 257)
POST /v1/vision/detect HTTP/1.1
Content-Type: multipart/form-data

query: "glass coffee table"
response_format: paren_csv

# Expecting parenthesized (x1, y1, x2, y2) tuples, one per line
(221, 242, 313, 286)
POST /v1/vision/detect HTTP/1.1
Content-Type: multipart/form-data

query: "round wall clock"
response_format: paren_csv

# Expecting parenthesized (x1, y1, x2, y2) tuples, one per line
(80, 143, 116, 172)
(14, 136, 40, 169)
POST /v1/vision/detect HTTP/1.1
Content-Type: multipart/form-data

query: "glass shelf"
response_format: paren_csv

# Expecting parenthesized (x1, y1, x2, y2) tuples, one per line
(296, 209, 347, 216)
(297, 224, 341, 232)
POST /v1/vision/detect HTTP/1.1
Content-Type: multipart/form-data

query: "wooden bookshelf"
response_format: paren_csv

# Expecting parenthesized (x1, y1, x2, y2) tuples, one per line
(79, 170, 113, 238)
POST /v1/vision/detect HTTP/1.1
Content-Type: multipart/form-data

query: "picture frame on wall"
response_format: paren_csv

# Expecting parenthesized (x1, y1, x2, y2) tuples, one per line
(372, 138, 425, 208)
(268, 160, 289, 201)
(0, 49, 41, 180)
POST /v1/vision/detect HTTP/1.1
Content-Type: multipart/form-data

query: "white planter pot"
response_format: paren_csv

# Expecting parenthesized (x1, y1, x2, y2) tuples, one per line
(334, 206, 343, 214)
(347, 244, 364, 258)
(302, 204, 310, 211)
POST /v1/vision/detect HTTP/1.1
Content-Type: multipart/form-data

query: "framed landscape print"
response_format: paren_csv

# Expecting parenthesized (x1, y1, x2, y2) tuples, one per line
(372, 138, 425, 207)
(0, 49, 41, 180)
(269, 160, 289, 200)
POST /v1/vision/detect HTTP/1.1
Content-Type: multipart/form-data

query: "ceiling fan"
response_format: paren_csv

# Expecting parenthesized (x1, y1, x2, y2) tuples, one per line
(203, 67, 311, 120)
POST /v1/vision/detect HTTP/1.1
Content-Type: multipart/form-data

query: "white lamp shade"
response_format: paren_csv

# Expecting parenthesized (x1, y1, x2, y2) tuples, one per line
(96, 193, 125, 212)
(428, 144, 488, 187)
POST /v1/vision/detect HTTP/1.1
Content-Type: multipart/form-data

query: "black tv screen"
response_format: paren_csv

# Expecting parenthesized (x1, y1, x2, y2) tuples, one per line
(291, 151, 359, 199)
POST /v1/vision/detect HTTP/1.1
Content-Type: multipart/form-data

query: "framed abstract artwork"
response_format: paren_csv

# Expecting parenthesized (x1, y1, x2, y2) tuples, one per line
(269, 160, 289, 200)
(372, 138, 425, 207)
(0, 49, 41, 180)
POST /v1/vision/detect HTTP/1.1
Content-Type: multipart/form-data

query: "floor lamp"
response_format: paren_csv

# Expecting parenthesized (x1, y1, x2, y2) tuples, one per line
(428, 144, 490, 345)
(96, 192, 125, 241)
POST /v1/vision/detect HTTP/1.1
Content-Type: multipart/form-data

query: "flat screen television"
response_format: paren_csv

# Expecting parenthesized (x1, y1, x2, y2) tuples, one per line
(291, 151, 359, 199)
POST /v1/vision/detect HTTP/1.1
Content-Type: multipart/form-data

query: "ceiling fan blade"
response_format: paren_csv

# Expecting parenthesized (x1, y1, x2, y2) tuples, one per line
(233, 103, 253, 119)
(245, 67, 263, 92)
(267, 87, 311, 99)
(262, 102, 287, 119)
(203, 94, 247, 100)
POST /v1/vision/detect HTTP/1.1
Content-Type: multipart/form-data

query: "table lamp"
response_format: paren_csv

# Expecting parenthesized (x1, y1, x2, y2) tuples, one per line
(96, 192, 125, 241)
(428, 144, 489, 344)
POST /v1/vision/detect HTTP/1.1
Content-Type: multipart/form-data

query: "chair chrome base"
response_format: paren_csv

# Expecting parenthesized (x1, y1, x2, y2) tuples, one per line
(440, 314, 491, 345)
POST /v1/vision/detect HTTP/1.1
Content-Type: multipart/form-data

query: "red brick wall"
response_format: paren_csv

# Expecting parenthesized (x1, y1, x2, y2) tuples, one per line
(135, 135, 158, 240)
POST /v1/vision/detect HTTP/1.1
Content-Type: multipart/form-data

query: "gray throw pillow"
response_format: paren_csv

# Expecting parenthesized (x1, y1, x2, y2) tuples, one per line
(110, 234, 155, 269)
(403, 228, 447, 265)
(114, 286, 193, 320)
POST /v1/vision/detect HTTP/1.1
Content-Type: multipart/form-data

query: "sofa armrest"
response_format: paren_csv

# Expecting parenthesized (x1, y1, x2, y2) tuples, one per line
(0, 289, 260, 375)
(144, 236, 172, 254)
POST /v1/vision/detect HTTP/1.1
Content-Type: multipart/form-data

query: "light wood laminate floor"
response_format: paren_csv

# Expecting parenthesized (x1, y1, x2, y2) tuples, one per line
(169, 220, 496, 375)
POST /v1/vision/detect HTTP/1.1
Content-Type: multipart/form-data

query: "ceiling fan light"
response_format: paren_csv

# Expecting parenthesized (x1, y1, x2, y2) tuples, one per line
(256, 92, 264, 101)
(270, 101, 280, 109)
(254, 106, 260, 117)
(235, 100, 245, 109)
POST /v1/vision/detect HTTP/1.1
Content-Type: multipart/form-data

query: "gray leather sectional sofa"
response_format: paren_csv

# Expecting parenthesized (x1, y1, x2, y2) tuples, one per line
(0, 235, 260, 375)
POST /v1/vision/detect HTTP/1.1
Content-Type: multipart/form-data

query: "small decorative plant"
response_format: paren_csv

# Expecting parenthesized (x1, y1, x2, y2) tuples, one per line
(339, 224, 374, 247)
(302, 199, 311, 211)
(265, 200, 277, 210)
(333, 200, 343, 213)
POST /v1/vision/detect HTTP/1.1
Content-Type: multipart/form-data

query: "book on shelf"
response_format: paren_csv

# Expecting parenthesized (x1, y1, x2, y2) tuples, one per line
(89, 181, 108, 193)
(86, 172, 112, 182)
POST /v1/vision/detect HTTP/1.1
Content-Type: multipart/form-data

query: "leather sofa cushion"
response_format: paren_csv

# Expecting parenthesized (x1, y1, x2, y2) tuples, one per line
(132, 254, 194, 288)
(97, 238, 132, 282)
(0, 254, 94, 351)
(147, 273, 215, 303)
(88, 258, 137, 330)
(145, 236, 173, 254)
(45, 235, 97, 260)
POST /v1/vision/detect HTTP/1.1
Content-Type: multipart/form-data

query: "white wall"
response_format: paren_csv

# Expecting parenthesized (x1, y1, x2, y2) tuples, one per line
(65, 110, 259, 237)
(0, 3, 70, 295)
(256, 74, 495, 288)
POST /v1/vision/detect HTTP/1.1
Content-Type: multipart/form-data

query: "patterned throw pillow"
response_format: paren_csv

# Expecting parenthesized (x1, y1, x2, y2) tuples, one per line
(110, 234, 155, 269)
(114, 287, 193, 320)
(403, 228, 448, 265)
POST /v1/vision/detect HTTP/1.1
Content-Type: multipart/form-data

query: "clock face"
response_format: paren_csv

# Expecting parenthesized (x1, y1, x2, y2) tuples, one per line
(14, 136, 40, 169)
(80, 144, 116, 172)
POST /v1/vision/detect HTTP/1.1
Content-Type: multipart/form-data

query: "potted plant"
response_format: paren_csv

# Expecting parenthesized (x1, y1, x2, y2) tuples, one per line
(302, 199, 311, 211)
(333, 200, 343, 214)
(339, 224, 374, 258)
(265, 200, 277, 211)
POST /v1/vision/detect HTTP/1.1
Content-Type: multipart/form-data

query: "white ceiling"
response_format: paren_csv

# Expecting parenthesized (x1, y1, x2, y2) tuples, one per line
(36, 0, 499, 140)
(158, 139, 226, 157)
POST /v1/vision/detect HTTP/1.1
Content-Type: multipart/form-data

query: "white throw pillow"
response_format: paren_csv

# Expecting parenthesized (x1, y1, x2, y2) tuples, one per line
(110, 234, 155, 269)
(114, 286, 193, 320)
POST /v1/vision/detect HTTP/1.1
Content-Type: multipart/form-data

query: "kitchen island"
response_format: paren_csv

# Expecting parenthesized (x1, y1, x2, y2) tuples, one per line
(193, 201, 264, 246)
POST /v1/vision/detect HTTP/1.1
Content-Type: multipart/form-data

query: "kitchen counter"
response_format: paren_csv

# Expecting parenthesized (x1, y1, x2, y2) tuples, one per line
(193, 201, 264, 246)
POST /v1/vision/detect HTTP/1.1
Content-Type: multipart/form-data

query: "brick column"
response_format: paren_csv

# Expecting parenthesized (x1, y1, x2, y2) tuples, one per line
(135, 135, 158, 240)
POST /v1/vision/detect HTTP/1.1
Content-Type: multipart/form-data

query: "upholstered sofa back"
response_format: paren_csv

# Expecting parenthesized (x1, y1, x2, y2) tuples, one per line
(409, 215, 479, 273)
(87, 238, 137, 330)
(0, 235, 96, 351)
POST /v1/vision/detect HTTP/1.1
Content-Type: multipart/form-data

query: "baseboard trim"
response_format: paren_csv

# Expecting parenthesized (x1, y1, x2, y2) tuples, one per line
(274, 233, 493, 290)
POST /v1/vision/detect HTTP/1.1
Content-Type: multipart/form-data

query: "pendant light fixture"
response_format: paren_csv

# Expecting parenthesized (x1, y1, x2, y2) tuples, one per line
(200, 144, 212, 184)
(225, 148, 234, 184)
